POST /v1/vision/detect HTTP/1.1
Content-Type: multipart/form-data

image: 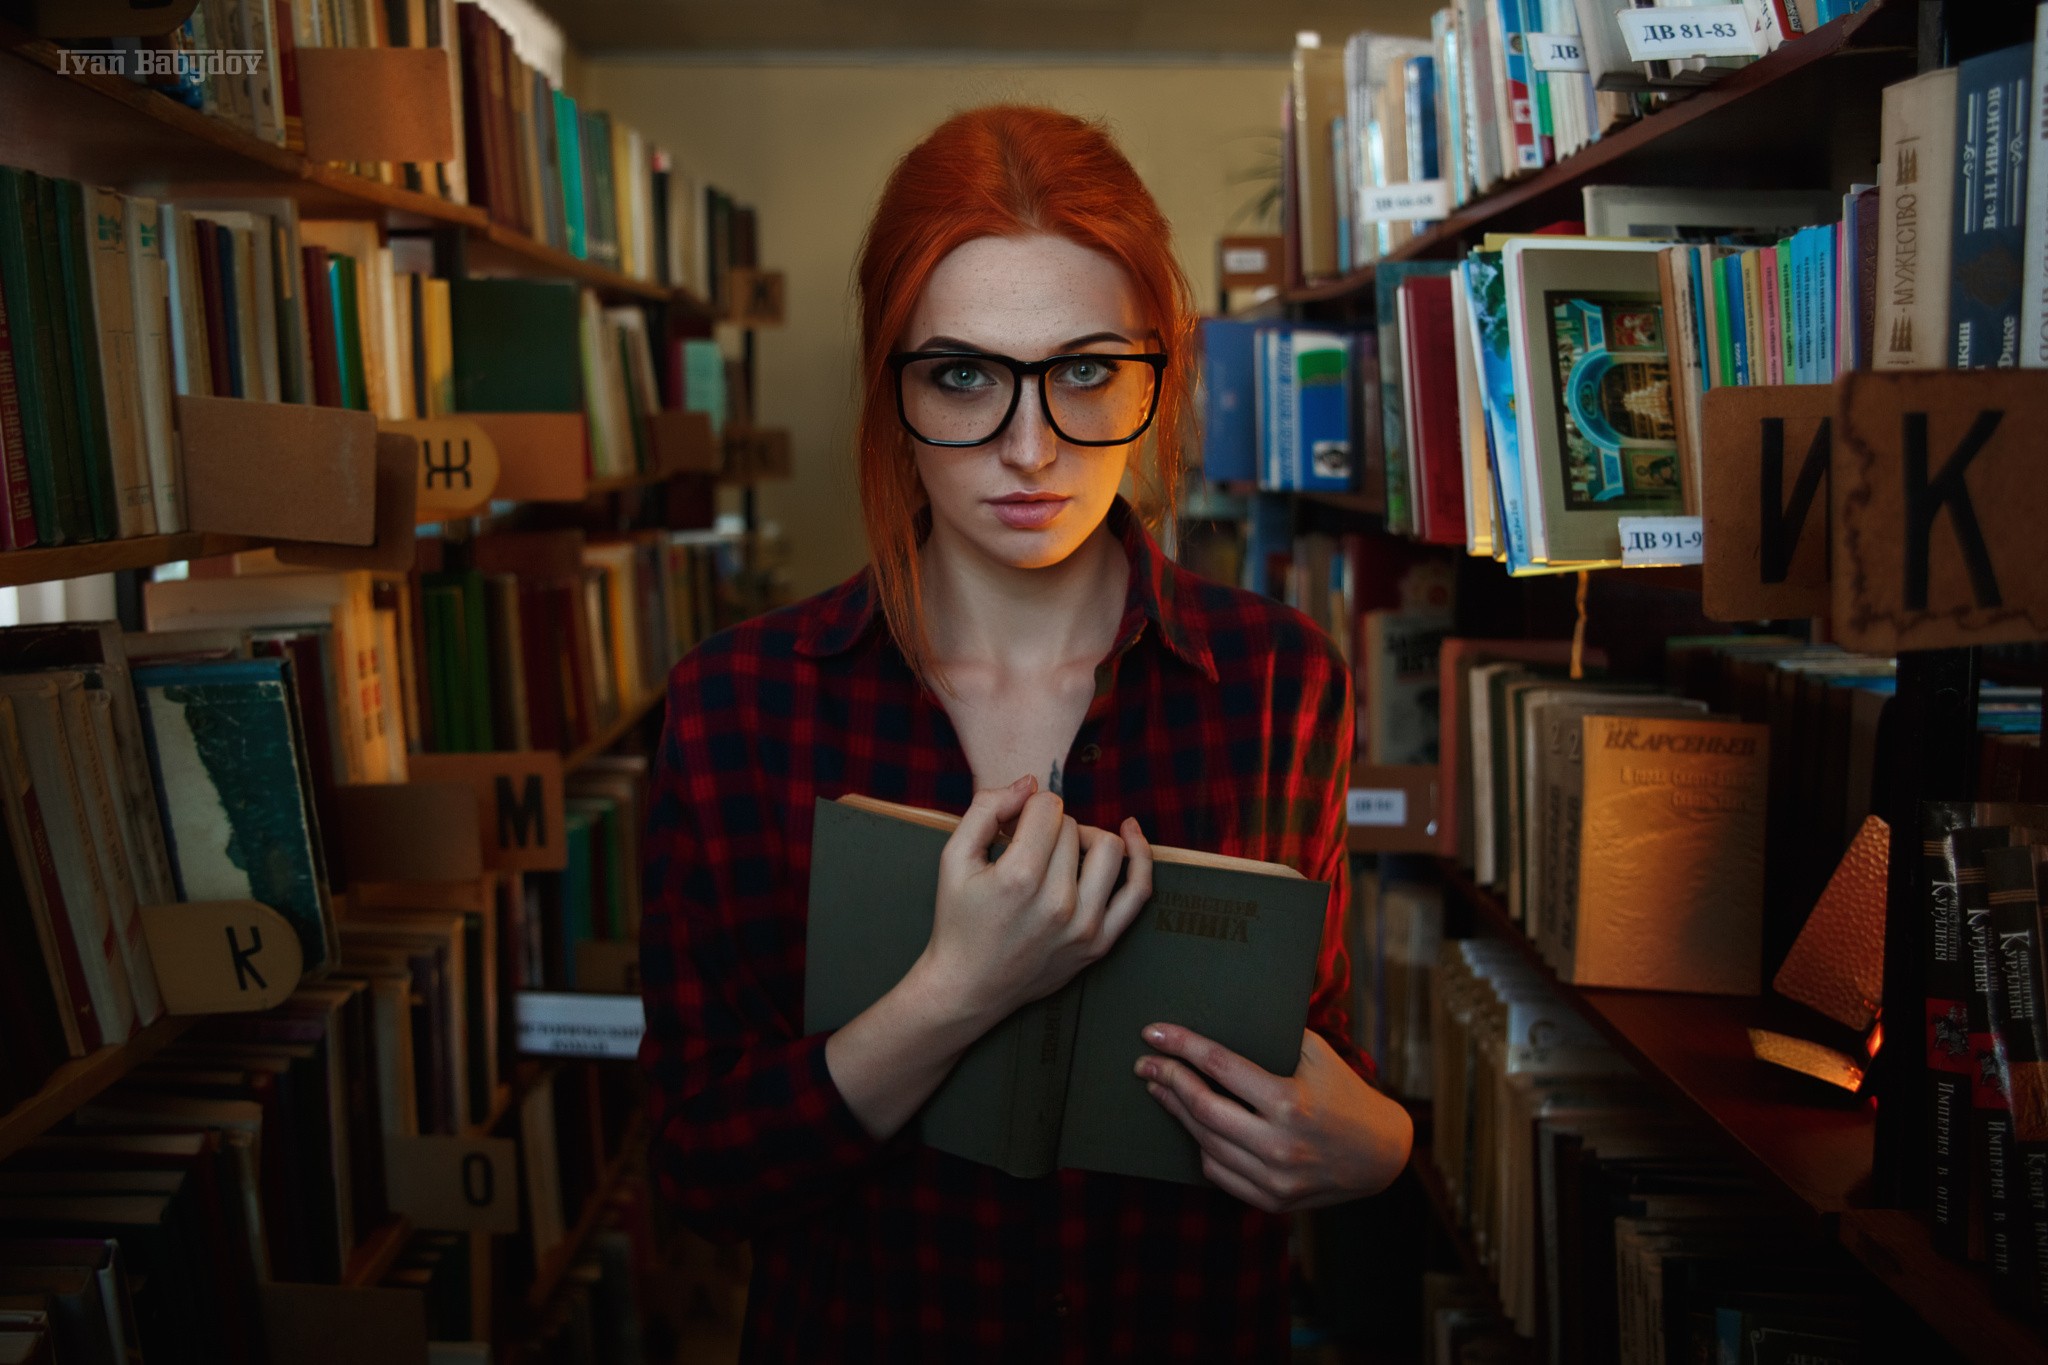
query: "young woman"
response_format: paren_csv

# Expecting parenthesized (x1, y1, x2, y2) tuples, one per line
(639, 104, 1413, 1362)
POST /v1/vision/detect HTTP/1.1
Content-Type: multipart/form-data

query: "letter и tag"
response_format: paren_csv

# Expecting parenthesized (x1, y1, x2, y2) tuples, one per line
(1702, 384, 1834, 622)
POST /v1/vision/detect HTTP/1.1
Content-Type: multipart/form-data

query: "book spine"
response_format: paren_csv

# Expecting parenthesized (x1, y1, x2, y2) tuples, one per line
(0, 229, 33, 550)
(1928, 812, 1977, 1257)
(0, 170, 55, 544)
(30, 178, 90, 543)
(2027, 8, 2048, 368)
(57, 182, 118, 541)
(88, 189, 154, 539)
(1959, 827, 2021, 1282)
(1878, 70, 1958, 369)
(127, 199, 184, 534)
(1854, 186, 1881, 370)
(1986, 842, 2048, 1309)
(1950, 47, 2032, 369)
(0, 700, 99, 1052)
(1498, 0, 1541, 172)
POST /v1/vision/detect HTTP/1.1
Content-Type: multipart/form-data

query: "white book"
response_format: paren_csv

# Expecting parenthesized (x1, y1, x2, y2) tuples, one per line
(2023, 2, 2048, 368)
(84, 188, 153, 539)
(64, 681, 163, 1027)
(158, 206, 209, 398)
(125, 198, 184, 534)
(1874, 67, 1958, 369)
(0, 675, 138, 1044)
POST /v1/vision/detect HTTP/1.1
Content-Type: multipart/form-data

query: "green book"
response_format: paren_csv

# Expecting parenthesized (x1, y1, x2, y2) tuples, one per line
(804, 795, 1329, 1185)
(458, 569, 495, 752)
(29, 176, 90, 541)
(421, 581, 467, 752)
(329, 254, 366, 411)
(0, 168, 62, 541)
(54, 179, 116, 541)
(554, 89, 586, 261)
(448, 279, 582, 413)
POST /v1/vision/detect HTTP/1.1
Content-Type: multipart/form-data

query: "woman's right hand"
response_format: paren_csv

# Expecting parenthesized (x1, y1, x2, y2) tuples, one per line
(913, 774, 1154, 1030)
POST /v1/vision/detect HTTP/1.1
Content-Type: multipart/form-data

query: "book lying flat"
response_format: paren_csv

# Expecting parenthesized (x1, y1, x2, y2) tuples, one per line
(804, 794, 1331, 1186)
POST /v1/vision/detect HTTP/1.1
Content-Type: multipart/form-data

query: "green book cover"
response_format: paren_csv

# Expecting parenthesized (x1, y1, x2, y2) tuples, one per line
(554, 89, 586, 261)
(330, 254, 366, 412)
(448, 279, 583, 413)
(559, 806, 596, 987)
(1711, 254, 1736, 394)
(458, 569, 495, 752)
(30, 176, 89, 542)
(54, 180, 116, 541)
(804, 796, 1329, 1186)
(0, 168, 62, 541)
(421, 581, 467, 752)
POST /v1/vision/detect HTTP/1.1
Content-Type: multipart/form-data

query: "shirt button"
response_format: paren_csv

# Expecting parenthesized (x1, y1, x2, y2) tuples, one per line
(1051, 1292, 1070, 1318)
(1077, 743, 1101, 763)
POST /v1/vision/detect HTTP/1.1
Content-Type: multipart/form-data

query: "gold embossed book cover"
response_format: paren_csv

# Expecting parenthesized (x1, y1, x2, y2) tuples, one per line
(1570, 714, 1769, 994)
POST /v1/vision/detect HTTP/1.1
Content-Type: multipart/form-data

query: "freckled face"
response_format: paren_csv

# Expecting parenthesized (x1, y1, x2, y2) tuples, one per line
(899, 233, 1152, 570)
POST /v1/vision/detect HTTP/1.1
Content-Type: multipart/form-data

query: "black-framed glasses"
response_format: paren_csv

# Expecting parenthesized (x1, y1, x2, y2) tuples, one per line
(887, 349, 1169, 448)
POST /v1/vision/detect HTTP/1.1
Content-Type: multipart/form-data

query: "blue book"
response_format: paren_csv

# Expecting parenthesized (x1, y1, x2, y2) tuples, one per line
(1819, 223, 1838, 379)
(131, 657, 334, 973)
(1688, 247, 1715, 391)
(1292, 330, 1354, 493)
(1461, 254, 1538, 573)
(1724, 255, 1749, 386)
(1242, 490, 1293, 598)
(1256, 327, 1296, 490)
(1197, 320, 1261, 485)
(213, 224, 242, 399)
(1404, 56, 1440, 235)
(1951, 41, 2034, 368)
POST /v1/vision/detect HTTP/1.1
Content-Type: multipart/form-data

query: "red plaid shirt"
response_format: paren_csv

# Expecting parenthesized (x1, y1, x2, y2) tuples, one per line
(639, 495, 1368, 1362)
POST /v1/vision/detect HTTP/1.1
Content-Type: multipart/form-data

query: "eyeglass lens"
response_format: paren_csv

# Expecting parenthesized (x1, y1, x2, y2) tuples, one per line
(898, 355, 1156, 445)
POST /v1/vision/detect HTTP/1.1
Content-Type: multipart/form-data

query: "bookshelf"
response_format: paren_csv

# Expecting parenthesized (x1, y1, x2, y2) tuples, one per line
(1281, 0, 1920, 309)
(0, 1016, 194, 1163)
(0, 21, 717, 317)
(0, 531, 278, 589)
(342, 1215, 415, 1289)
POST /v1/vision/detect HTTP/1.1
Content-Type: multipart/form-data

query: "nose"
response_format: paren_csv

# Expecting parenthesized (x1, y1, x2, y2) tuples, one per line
(995, 374, 1058, 473)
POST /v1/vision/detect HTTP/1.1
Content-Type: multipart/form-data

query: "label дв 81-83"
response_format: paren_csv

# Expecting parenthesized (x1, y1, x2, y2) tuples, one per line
(1618, 515, 1705, 567)
(1616, 6, 1760, 61)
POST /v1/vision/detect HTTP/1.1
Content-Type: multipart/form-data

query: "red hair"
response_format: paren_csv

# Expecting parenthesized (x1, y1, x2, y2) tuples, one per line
(854, 104, 1196, 688)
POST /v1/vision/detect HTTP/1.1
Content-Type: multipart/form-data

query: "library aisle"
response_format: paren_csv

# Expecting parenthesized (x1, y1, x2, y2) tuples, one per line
(0, 1, 2043, 1363)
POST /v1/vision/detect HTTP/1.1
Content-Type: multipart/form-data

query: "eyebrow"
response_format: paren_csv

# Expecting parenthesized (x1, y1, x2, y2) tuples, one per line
(909, 330, 1136, 353)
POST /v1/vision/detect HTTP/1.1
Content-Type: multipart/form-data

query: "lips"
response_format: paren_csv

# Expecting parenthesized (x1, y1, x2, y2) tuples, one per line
(988, 494, 1069, 529)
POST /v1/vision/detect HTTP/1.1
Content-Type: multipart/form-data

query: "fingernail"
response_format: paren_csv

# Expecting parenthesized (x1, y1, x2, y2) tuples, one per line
(1145, 1026, 1166, 1045)
(1134, 1058, 1156, 1080)
(1146, 1082, 1163, 1099)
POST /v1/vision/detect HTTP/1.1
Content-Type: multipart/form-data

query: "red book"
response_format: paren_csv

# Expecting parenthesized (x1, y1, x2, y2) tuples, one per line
(192, 218, 233, 399)
(0, 253, 35, 548)
(300, 245, 341, 407)
(271, 0, 305, 152)
(1397, 274, 1466, 546)
(457, 7, 496, 215)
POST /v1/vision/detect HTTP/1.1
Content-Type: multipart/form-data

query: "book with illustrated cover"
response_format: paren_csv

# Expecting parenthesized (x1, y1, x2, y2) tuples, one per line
(1506, 240, 1685, 567)
(804, 794, 1330, 1185)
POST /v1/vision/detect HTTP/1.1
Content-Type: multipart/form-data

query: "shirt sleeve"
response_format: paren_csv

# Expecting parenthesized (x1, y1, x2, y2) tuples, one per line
(638, 655, 903, 1244)
(1299, 639, 1377, 1087)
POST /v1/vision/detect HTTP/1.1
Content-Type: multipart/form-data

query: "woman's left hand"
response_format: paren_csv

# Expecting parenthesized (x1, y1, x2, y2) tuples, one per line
(1135, 1024, 1414, 1213)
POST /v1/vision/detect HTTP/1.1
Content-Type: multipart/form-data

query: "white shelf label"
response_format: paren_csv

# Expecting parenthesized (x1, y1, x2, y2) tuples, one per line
(516, 991, 645, 1060)
(1528, 33, 1589, 72)
(1221, 246, 1273, 274)
(1616, 7, 1761, 61)
(1347, 788, 1409, 828)
(1618, 515, 1705, 566)
(1359, 180, 1450, 223)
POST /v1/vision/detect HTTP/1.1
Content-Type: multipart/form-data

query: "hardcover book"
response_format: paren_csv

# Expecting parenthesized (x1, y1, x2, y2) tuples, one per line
(803, 794, 1330, 1185)
(1949, 42, 2032, 369)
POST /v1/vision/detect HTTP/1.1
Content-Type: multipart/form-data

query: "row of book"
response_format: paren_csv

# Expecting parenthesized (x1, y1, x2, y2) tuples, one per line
(86, 1, 758, 306)
(1286, 6, 1877, 283)
(1422, 924, 1899, 1365)
(0, 1036, 635, 1365)
(0, 165, 736, 549)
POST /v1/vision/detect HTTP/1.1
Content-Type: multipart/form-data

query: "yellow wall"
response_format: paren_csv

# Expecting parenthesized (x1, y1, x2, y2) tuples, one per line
(574, 61, 1290, 596)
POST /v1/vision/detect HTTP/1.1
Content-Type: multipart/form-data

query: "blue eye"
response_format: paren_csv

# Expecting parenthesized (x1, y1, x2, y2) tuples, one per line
(1055, 357, 1118, 389)
(933, 362, 997, 393)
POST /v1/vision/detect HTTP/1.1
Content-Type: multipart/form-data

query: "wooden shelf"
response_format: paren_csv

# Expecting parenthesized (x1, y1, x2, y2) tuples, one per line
(1439, 861, 1872, 1221)
(342, 1215, 413, 1288)
(564, 689, 665, 771)
(0, 1017, 196, 1163)
(1838, 1210, 2048, 1365)
(0, 24, 715, 315)
(1282, 0, 1917, 308)
(0, 532, 279, 589)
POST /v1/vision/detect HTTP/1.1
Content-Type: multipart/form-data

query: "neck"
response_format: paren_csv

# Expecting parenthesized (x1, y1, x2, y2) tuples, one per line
(919, 508, 1131, 675)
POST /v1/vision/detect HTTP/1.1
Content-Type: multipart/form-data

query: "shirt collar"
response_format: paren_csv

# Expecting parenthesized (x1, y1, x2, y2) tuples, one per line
(794, 494, 1218, 682)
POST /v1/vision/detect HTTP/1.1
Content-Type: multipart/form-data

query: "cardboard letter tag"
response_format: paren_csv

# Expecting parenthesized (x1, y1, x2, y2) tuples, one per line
(1832, 370, 2048, 652)
(1702, 384, 1834, 622)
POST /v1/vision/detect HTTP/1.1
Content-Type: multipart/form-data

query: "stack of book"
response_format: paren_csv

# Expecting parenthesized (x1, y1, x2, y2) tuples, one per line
(1284, 8, 1876, 284)
(1429, 937, 1874, 1363)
